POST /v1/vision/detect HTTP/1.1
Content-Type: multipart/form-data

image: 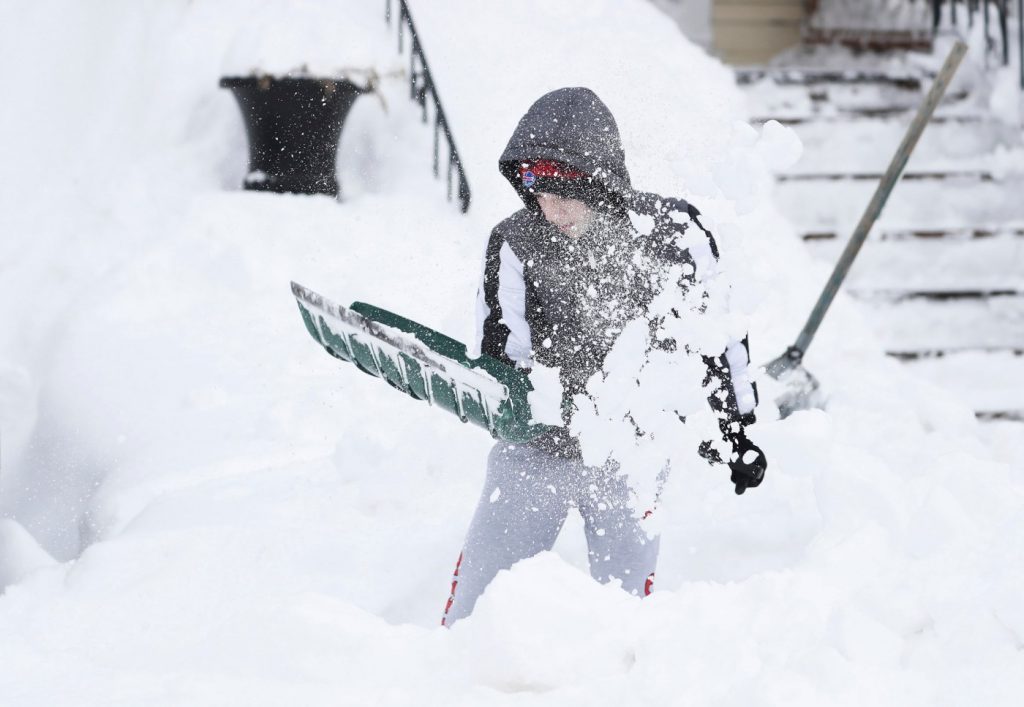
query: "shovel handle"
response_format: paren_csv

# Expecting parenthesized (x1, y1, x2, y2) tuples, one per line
(791, 40, 968, 357)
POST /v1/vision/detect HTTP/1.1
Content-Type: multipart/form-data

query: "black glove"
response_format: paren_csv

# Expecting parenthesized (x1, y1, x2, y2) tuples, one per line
(698, 426, 767, 495)
(728, 431, 766, 495)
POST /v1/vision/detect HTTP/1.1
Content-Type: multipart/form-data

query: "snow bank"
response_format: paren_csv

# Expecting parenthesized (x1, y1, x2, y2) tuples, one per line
(0, 520, 56, 590)
(0, 0, 1021, 704)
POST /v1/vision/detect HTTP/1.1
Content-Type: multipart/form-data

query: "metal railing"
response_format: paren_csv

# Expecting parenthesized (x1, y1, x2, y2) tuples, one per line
(385, 0, 471, 212)
(932, 0, 1023, 87)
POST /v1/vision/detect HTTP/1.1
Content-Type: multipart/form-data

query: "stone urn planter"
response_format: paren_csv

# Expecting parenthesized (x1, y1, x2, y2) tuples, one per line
(220, 75, 366, 197)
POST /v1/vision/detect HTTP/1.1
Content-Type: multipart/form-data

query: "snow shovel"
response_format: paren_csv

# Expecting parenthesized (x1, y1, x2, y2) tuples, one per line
(764, 40, 968, 417)
(291, 281, 555, 443)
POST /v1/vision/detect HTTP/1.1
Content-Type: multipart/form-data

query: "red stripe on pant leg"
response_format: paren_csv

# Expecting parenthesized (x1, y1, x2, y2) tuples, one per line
(641, 508, 655, 595)
(441, 552, 464, 626)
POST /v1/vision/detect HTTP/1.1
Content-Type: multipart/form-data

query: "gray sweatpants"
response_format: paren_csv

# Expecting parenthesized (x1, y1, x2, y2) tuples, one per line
(442, 442, 660, 626)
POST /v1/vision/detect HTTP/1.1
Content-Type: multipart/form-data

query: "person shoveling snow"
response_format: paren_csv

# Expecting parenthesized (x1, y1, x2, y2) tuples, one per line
(441, 87, 766, 626)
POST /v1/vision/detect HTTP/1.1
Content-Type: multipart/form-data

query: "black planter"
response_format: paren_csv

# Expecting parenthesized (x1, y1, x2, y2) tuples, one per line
(220, 75, 365, 197)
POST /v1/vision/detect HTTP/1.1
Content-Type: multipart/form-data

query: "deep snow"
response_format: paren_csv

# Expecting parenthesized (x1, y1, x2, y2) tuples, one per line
(0, 1, 1022, 705)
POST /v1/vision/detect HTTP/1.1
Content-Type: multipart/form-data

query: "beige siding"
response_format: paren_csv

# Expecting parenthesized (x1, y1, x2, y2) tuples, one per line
(712, 0, 806, 65)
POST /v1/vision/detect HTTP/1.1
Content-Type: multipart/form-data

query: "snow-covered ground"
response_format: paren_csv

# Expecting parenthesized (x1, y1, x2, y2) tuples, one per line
(1, 1, 1022, 704)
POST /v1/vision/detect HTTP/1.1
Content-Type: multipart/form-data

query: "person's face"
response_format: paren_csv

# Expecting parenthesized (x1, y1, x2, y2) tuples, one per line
(535, 193, 594, 238)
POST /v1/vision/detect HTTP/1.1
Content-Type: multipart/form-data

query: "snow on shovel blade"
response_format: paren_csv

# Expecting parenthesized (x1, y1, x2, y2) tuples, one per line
(763, 346, 821, 419)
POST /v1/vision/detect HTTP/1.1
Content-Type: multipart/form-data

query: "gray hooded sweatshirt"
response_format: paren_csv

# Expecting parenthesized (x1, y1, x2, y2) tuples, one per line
(476, 87, 757, 456)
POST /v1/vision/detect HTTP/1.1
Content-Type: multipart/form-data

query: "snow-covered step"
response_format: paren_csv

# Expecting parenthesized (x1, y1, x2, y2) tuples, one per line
(779, 171, 997, 181)
(735, 68, 930, 89)
(802, 226, 1024, 240)
(804, 231, 1024, 292)
(754, 113, 990, 125)
(854, 292, 1024, 352)
(899, 350, 1024, 418)
(742, 76, 971, 121)
(771, 117, 1023, 176)
(775, 175, 1021, 234)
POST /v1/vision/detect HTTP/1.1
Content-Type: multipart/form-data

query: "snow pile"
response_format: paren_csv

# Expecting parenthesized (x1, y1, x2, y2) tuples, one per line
(0, 520, 56, 589)
(219, 1, 401, 81)
(569, 239, 739, 508)
(0, 1, 1022, 705)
